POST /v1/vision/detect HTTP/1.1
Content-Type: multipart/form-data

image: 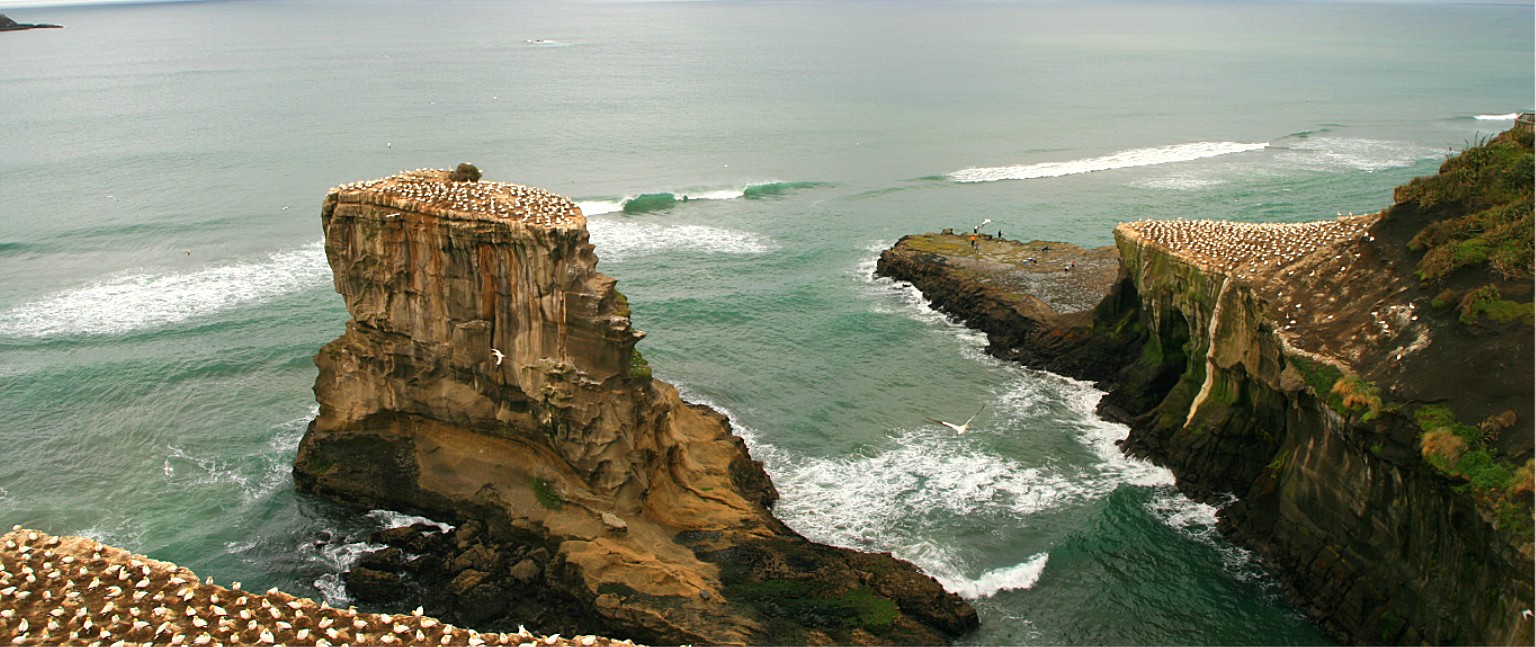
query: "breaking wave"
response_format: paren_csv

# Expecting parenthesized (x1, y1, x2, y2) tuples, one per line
(950, 141, 1269, 183)
(586, 218, 775, 260)
(577, 181, 825, 215)
(0, 242, 329, 338)
(1473, 113, 1519, 121)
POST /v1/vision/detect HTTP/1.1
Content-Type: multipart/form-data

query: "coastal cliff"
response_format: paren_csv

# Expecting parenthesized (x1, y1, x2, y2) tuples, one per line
(877, 125, 1534, 644)
(293, 169, 976, 646)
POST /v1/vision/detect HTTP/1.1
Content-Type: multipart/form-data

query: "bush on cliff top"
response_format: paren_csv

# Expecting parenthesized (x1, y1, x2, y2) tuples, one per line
(1414, 405, 1532, 543)
(1457, 283, 1534, 326)
(1396, 127, 1534, 281)
(449, 162, 482, 182)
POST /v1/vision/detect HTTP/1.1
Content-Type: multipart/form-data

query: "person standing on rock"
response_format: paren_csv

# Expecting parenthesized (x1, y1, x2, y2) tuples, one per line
(969, 234, 978, 250)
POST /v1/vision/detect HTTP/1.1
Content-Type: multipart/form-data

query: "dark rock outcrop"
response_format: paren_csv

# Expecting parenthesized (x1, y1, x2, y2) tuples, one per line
(0, 14, 61, 31)
(294, 170, 976, 646)
(876, 129, 1534, 645)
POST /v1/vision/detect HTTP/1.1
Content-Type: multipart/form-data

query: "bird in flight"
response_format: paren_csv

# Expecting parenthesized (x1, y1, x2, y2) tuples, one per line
(927, 404, 986, 435)
(490, 348, 505, 366)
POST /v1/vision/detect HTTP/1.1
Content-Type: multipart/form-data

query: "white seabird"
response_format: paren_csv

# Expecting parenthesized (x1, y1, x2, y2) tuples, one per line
(490, 348, 505, 366)
(927, 404, 986, 435)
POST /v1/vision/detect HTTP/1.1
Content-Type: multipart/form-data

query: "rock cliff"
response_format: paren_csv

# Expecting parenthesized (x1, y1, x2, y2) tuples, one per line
(877, 126, 1534, 644)
(293, 170, 976, 646)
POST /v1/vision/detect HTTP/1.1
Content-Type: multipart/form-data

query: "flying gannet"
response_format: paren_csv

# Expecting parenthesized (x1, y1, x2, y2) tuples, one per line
(927, 404, 986, 435)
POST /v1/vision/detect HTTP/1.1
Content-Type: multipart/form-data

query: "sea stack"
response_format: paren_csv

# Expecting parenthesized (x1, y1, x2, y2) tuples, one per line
(293, 169, 976, 645)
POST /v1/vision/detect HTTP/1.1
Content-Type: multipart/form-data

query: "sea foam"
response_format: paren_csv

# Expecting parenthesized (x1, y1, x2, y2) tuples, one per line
(1276, 136, 1441, 172)
(586, 218, 775, 260)
(950, 141, 1268, 183)
(0, 242, 329, 338)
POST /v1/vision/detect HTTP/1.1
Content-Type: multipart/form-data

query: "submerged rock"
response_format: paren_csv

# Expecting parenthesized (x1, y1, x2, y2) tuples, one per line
(294, 169, 976, 645)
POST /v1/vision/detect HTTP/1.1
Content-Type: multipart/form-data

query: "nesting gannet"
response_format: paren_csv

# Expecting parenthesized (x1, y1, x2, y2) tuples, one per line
(927, 404, 986, 435)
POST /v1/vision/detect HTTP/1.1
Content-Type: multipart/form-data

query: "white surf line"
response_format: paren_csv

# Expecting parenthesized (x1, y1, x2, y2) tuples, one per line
(0, 242, 329, 338)
(951, 141, 1269, 183)
(585, 218, 775, 260)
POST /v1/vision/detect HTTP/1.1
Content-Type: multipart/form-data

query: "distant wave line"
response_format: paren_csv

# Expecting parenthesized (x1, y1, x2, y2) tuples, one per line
(0, 242, 329, 338)
(1474, 113, 1519, 121)
(950, 141, 1269, 183)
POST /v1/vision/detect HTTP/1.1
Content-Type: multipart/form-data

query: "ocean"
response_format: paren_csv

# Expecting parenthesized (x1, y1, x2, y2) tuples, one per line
(0, 0, 1530, 643)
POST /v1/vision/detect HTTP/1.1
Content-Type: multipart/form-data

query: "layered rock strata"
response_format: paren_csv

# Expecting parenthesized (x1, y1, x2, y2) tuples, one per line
(293, 170, 976, 646)
(0, 527, 614, 647)
(878, 212, 1533, 644)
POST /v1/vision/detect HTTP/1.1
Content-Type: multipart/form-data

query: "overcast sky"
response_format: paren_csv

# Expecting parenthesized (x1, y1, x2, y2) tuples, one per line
(3, 0, 1530, 12)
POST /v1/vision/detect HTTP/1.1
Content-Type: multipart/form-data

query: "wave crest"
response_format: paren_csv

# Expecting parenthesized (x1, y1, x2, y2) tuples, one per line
(578, 181, 824, 216)
(0, 243, 329, 338)
(586, 219, 775, 260)
(950, 141, 1268, 183)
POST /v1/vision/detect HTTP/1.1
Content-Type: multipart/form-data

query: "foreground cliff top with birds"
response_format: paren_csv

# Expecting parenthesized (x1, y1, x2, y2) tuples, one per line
(0, 527, 634, 647)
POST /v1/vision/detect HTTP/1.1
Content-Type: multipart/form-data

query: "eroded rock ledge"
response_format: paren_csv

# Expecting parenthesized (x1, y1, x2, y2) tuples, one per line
(877, 206, 1533, 644)
(293, 170, 976, 646)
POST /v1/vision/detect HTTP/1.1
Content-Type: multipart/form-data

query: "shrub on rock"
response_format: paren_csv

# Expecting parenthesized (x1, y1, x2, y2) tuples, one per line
(449, 163, 482, 182)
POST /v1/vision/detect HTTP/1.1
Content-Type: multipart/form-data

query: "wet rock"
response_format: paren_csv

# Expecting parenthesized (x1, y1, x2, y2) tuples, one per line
(346, 565, 408, 603)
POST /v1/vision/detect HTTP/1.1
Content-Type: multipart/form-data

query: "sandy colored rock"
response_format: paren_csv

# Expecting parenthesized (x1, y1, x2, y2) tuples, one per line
(294, 170, 976, 645)
(0, 527, 633, 647)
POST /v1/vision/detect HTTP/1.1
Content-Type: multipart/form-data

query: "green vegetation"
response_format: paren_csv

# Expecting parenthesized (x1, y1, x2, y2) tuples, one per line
(1330, 375, 1383, 422)
(1288, 355, 1346, 412)
(1457, 283, 1534, 326)
(729, 580, 897, 629)
(531, 477, 564, 510)
(1289, 356, 1388, 422)
(1430, 288, 1457, 310)
(1414, 405, 1532, 542)
(1395, 127, 1533, 282)
(612, 289, 631, 318)
(628, 347, 652, 380)
(449, 162, 482, 182)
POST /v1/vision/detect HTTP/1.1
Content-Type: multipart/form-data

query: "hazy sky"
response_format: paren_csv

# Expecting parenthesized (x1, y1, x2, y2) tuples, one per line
(2, 0, 1530, 11)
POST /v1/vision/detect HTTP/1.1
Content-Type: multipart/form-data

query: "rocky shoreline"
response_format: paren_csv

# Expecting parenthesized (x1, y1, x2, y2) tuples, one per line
(876, 126, 1533, 645)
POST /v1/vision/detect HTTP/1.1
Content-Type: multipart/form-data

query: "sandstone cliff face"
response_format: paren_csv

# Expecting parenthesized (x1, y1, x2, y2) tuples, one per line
(1107, 218, 1534, 645)
(294, 170, 976, 646)
(878, 219, 1533, 645)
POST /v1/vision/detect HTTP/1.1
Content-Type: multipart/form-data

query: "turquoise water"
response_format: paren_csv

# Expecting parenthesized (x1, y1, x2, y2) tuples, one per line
(1, 0, 1530, 643)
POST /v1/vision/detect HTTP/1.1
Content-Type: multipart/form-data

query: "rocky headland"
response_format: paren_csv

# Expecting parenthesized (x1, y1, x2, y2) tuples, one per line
(0, 14, 62, 31)
(292, 169, 977, 646)
(877, 124, 1534, 645)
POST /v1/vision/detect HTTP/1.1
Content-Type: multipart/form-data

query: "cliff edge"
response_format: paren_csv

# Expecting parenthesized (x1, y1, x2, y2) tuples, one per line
(293, 169, 976, 646)
(877, 125, 1534, 644)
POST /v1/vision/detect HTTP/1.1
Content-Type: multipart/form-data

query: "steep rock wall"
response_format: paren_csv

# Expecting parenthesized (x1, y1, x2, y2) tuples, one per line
(294, 171, 976, 646)
(1106, 224, 1533, 645)
(877, 221, 1533, 645)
